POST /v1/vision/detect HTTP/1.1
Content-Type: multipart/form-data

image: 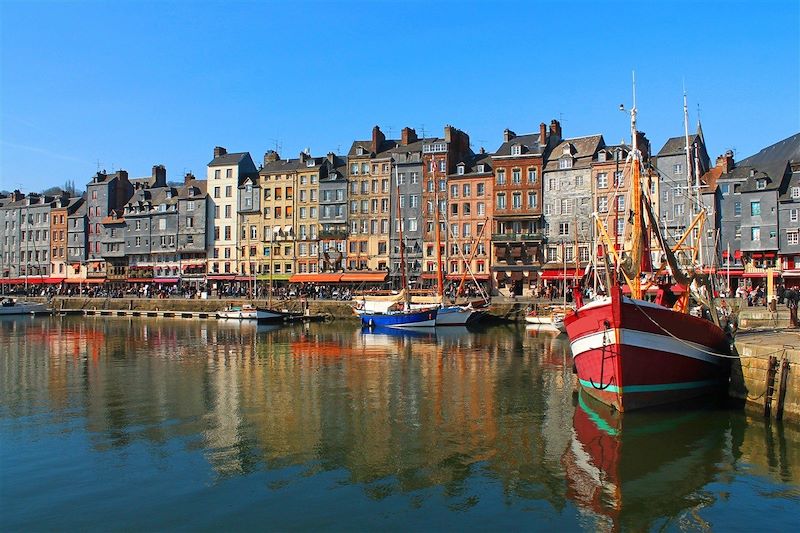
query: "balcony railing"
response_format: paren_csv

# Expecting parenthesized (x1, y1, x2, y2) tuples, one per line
(319, 230, 349, 240)
(491, 232, 544, 242)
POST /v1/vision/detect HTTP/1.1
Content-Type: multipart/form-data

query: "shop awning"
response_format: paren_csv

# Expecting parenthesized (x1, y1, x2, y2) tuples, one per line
(64, 278, 105, 284)
(445, 273, 490, 281)
(340, 272, 388, 282)
(45, 277, 65, 284)
(153, 278, 180, 284)
(255, 273, 292, 281)
(289, 273, 344, 283)
(127, 278, 153, 283)
(782, 270, 800, 278)
(742, 271, 780, 278)
(540, 268, 580, 280)
(207, 275, 236, 280)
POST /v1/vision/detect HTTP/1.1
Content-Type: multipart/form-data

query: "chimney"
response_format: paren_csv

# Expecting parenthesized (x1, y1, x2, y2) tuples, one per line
(264, 150, 280, 165)
(717, 150, 734, 174)
(479, 147, 486, 155)
(117, 170, 129, 182)
(184, 172, 195, 184)
(549, 120, 562, 142)
(539, 123, 547, 145)
(152, 164, 167, 186)
(299, 151, 309, 164)
(12, 189, 23, 201)
(401, 127, 418, 146)
(214, 146, 227, 158)
(371, 125, 385, 154)
(327, 152, 336, 165)
(503, 129, 516, 143)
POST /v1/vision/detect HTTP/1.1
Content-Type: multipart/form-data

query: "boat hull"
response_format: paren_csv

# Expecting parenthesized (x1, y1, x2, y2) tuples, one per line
(564, 289, 731, 411)
(361, 308, 437, 328)
(217, 308, 299, 323)
(0, 302, 49, 315)
(435, 306, 485, 326)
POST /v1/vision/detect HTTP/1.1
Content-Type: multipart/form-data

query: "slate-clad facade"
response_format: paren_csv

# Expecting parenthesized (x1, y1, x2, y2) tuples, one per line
(389, 128, 424, 285)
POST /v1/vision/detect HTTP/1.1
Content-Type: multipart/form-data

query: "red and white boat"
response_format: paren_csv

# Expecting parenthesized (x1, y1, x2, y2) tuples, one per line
(564, 287, 730, 411)
(565, 85, 731, 411)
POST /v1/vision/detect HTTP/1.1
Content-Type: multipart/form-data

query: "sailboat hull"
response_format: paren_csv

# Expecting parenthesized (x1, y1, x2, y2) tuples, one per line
(564, 289, 731, 411)
(361, 308, 437, 328)
(435, 306, 485, 326)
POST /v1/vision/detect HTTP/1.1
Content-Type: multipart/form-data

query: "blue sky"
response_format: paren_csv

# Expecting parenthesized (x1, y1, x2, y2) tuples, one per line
(1, 0, 798, 192)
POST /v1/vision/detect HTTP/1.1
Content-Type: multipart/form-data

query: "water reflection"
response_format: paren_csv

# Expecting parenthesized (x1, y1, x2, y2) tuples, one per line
(0, 317, 797, 530)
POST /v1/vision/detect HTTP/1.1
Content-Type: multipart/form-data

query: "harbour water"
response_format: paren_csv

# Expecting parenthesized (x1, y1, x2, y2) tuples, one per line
(1, 317, 798, 531)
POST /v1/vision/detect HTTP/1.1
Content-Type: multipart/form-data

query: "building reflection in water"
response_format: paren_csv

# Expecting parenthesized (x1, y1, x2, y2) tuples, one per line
(0, 316, 797, 522)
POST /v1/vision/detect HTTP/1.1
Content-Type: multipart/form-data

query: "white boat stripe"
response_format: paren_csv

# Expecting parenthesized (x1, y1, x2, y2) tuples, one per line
(570, 328, 727, 365)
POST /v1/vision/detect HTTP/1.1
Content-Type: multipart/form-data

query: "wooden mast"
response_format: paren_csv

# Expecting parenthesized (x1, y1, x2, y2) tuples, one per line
(627, 73, 644, 300)
(434, 175, 445, 300)
(396, 182, 407, 297)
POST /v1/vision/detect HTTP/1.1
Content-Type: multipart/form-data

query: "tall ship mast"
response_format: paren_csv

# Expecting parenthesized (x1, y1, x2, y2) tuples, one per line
(563, 77, 732, 412)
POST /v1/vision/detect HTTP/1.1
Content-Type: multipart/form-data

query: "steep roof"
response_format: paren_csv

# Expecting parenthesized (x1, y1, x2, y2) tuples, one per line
(657, 135, 700, 157)
(544, 135, 604, 171)
(208, 152, 249, 167)
(448, 152, 493, 178)
(493, 133, 546, 157)
(737, 132, 800, 185)
(259, 157, 303, 175)
(347, 139, 399, 158)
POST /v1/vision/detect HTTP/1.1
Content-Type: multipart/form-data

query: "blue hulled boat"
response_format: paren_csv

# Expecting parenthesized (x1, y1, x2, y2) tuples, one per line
(360, 307, 437, 328)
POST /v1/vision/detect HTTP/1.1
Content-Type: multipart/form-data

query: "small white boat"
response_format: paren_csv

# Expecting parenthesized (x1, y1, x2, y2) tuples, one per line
(0, 298, 49, 315)
(217, 304, 299, 323)
(435, 303, 488, 326)
(524, 305, 567, 332)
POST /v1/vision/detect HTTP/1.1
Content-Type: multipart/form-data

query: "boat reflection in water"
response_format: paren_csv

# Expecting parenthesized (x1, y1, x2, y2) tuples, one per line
(562, 390, 728, 532)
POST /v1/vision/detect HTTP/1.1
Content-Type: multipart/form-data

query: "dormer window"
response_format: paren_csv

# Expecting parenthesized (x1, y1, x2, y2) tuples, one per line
(477, 164, 485, 173)
(756, 179, 767, 190)
(562, 144, 572, 155)
(457, 164, 465, 175)
(511, 145, 522, 156)
(559, 157, 573, 170)
(597, 151, 607, 162)
(307, 160, 315, 167)
(357, 147, 365, 156)
(166, 190, 173, 199)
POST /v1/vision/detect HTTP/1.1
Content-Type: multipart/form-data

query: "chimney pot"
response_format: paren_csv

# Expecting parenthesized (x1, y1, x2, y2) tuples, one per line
(214, 146, 227, 158)
(539, 123, 547, 145)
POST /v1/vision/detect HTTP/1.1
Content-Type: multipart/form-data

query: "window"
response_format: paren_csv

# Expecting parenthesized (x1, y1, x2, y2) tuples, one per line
(512, 168, 521, 183)
(527, 192, 538, 208)
(496, 193, 507, 209)
(511, 145, 522, 156)
(544, 203, 552, 215)
(560, 198, 573, 215)
(457, 165, 465, 175)
(496, 169, 506, 185)
(720, 184, 730, 195)
(598, 197, 608, 213)
(225, 185, 232, 197)
(596, 173, 608, 189)
(674, 204, 685, 216)
(576, 175, 584, 187)
(791, 209, 798, 223)
(439, 160, 445, 172)
(616, 195, 625, 212)
(734, 202, 742, 216)
(527, 168, 537, 183)
(450, 184, 458, 198)
(477, 183, 485, 196)
(788, 230, 799, 246)
(547, 247, 558, 262)
(463, 184, 471, 197)
(559, 158, 572, 169)
(751, 201, 761, 216)
(756, 179, 767, 190)
(548, 178, 557, 191)
(214, 187, 221, 198)
(616, 218, 624, 236)
(751, 226, 760, 241)
(613, 171, 624, 188)
(512, 193, 522, 209)
(792, 187, 800, 199)
(477, 202, 485, 215)
(559, 222, 569, 235)
(673, 163, 683, 174)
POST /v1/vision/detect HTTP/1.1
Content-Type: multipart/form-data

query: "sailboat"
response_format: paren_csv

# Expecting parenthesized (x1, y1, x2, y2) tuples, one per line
(563, 79, 731, 412)
(360, 184, 438, 328)
(218, 231, 301, 323)
(409, 182, 488, 326)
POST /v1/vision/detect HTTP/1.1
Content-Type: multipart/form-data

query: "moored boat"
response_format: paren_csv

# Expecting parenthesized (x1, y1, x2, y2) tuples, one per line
(360, 306, 437, 328)
(565, 84, 732, 411)
(0, 298, 49, 315)
(565, 287, 730, 411)
(524, 304, 568, 331)
(217, 304, 300, 323)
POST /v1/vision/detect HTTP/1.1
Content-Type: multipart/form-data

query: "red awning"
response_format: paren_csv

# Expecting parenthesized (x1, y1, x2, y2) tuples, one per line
(289, 273, 344, 283)
(734, 250, 743, 259)
(153, 278, 180, 284)
(340, 272, 388, 282)
(540, 268, 579, 280)
(45, 277, 65, 284)
(127, 278, 153, 283)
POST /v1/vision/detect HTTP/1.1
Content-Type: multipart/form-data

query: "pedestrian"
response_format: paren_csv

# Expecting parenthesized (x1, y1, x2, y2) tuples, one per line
(786, 288, 799, 327)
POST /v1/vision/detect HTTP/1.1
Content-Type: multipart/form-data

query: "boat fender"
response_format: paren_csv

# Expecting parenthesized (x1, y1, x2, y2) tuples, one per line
(369, 319, 374, 328)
